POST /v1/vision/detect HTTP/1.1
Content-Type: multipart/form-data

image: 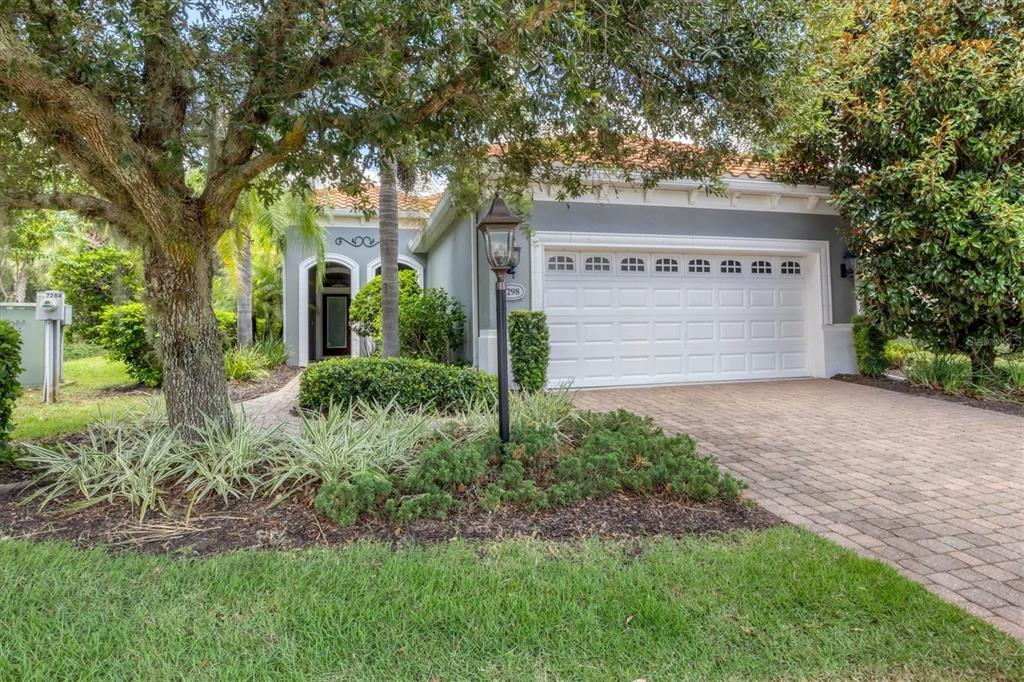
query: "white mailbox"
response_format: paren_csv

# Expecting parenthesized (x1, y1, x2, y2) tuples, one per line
(35, 290, 66, 321)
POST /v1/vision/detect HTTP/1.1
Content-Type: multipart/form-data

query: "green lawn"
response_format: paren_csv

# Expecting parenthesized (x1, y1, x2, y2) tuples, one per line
(11, 355, 156, 441)
(0, 528, 1019, 680)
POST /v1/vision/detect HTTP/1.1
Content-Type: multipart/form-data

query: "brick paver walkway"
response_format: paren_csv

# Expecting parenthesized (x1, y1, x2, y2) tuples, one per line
(575, 379, 1024, 639)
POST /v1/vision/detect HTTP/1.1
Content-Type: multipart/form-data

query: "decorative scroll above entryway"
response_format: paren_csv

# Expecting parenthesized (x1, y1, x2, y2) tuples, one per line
(334, 236, 379, 248)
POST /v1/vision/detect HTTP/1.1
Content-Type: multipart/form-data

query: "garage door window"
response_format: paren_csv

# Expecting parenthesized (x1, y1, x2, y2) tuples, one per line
(548, 255, 575, 272)
(654, 257, 679, 273)
(584, 255, 611, 272)
(720, 259, 742, 274)
(620, 256, 646, 273)
(781, 260, 802, 275)
(688, 258, 711, 273)
(751, 260, 772, 275)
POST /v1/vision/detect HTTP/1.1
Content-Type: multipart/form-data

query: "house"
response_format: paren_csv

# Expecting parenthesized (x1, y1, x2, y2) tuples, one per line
(283, 163, 858, 387)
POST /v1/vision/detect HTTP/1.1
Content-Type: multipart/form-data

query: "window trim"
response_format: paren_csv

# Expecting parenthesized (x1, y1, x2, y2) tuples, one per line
(653, 256, 681, 274)
(750, 259, 774, 275)
(780, 260, 802, 275)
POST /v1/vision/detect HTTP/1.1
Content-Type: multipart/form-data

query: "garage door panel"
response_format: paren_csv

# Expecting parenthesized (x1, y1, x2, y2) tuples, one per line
(542, 249, 810, 386)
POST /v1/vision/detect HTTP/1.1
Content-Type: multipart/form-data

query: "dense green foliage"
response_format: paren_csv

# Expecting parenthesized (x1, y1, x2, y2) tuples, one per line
(95, 303, 162, 387)
(777, 0, 1024, 374)
(224, 339, 287, 382)
(350, 271, 465, 360)
(0, 321, 22, 454)
(851, 315, 888, 377)
(3, 530, 1021, 680)
(508, 311, 550, 392)
(49, 246, 142, 340)
(399, 288, 466, 364)
(215, 311, 238, 351)
(298, 357, 497, 413)
(883, 340, 918, 369)
(349, 270, 421, 339)
(310, 406, 743, 526)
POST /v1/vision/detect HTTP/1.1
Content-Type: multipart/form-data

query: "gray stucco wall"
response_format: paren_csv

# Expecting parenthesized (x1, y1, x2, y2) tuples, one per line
(423, 216, 475, 360)
(283, 224, 424, 365)
(475, 200, 856, 327)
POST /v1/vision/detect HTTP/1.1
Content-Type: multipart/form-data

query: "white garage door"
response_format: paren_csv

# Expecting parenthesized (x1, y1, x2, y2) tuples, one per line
(542, 251, 810, 387)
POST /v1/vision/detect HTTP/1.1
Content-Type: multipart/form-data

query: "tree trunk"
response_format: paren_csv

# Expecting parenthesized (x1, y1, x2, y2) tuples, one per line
(378, 159, 401, 358)
(235, 223, 253, 347)
(145, 238, 232, 434)
(12, 266, 28, 302)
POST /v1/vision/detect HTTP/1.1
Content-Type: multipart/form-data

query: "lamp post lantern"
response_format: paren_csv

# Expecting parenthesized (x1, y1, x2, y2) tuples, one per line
(476, 194, 523, 443)
(840, 249, 858, 279)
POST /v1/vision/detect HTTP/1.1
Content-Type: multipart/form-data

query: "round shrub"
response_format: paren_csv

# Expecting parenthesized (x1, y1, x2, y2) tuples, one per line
(96, 303, 163, 387)
(0, 321, 23, 455)
(508, 310, 550, 392)
(851, 314, 888, 377)
(299, 357, 497, 413)
(349, 270, 421, 340)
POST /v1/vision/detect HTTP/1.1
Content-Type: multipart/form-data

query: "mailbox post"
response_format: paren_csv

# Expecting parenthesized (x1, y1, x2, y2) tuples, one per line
(35, 290, 65, 404)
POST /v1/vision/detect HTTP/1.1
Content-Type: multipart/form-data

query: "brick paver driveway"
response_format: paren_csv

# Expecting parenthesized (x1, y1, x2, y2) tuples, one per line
(575, 379, 1024, 639)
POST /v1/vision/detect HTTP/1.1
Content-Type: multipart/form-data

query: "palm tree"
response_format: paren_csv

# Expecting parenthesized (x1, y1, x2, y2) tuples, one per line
(378, 158, 401, 358)
(219, 191, 324, 346)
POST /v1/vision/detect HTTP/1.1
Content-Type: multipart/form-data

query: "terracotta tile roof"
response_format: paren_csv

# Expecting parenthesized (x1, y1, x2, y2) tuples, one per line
(488, 138, 772, 180)
(314, 184, 442, 214)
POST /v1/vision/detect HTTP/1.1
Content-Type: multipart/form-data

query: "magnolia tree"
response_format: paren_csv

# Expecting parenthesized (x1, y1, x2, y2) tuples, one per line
(775, 0, 1024, 375)
(0, 0, 818, 430)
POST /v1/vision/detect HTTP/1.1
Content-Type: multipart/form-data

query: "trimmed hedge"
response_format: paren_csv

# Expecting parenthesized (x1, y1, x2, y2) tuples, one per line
(508, 310, 550, 392)
(0, 321, 22, 454)
(299, 357, 497, 413)
(851, 314, 888, 377)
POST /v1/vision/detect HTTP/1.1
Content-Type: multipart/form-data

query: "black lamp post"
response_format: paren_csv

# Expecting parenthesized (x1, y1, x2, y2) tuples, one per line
(476, 194, 523, 443)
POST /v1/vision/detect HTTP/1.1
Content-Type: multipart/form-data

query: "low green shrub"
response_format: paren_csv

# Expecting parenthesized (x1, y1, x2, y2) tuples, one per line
(314, 473, 393, 526)
(0, 321, 23, 455)
(852, 315, 888, 377)
(252, 338, 288, 369)
(224, 346, 270, 382)
(996, 358, 1024, 392)
(903, 352, 971, 394)
(96, 303, 163, 387)
(556, 410, 743, 503)
(299, 357, 497, 413)
(508, 311, 550, 392)
(884, 340, 917, 368)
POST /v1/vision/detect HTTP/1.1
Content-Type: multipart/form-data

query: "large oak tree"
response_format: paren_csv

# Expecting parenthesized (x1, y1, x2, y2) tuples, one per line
(0, 0, 817, 431)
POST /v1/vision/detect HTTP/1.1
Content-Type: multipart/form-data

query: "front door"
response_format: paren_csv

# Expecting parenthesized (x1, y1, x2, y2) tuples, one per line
(322, 294, 350, 357)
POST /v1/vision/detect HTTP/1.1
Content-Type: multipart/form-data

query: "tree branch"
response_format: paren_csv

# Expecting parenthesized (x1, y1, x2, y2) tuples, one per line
(0, 21, 176, 236)
(2, 191, 135, 229)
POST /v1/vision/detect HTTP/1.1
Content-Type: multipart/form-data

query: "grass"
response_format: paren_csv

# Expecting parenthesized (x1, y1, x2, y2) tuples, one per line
(0, 528, 1020, 680)
(11, 355, 155, 442)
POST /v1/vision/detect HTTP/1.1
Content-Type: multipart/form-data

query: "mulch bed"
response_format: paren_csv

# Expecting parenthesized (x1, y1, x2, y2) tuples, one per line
(833, 373, 1024, 417)
(0, 471, 780, 555)
(229, 365, 301, 403)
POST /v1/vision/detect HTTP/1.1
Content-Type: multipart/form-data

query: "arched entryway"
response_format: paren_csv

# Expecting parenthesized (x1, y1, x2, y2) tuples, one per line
(297, 254, 361, 366)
